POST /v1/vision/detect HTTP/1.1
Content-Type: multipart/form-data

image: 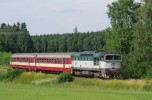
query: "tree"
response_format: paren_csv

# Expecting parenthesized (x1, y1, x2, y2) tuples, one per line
(133, 0, 152, 77)
(106, 0, 141, 54)
(106, 0, 141, 79)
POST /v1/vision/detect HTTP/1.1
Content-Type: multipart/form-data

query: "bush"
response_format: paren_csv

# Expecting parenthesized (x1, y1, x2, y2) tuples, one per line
(58, 72, 74, 83)
(0, 71, 4, 80)
(2, 69, 24, 80)
(0, 52, 11, 66)
(145, 68, 152, 79)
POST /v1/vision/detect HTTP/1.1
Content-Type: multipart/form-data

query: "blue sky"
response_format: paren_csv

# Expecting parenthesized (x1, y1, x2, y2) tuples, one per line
(0, 0, 140, 35)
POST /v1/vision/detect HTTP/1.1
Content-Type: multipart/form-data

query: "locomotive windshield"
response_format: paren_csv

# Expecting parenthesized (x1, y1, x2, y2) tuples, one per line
(105, 55, 121, 61)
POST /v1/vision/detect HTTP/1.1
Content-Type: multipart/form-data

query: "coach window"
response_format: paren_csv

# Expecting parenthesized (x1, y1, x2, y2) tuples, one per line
(60, 58, 62, 64)
(50, 59, 52, 63)
(41, 58, 43, 63)
(59, 59, 61, 63)
(58, 59, 60, 64)
(44, 58, 46, 63)
(49, 58, 51, 63)
(18, 58, 21, 62)
(47, 58, 49, 63)
(57, 59, 59, 64)
(25, 58, 27, 62)
(39, 58, 41, 63)
(21, 58, 24, 62)
(46, 58, 49, 63)
(37, 58, 39, 63)
(52, 59, 55, 63)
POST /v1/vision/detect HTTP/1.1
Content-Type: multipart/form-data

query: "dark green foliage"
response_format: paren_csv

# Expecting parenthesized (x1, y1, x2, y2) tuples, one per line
(106, 0, 141, 54)
(145, 68, 152, 79)
(106, 0, 152, 79)
(0, 22, 106, 53)
(0, 52, 11, 65)
(0, 22, 33, 53)
(32, 31, 106, 52)
(132, 0, 152, 78)
(0, 69, 24, 80)
(58, 72, 74, 83)
(0, 71, 3, 80)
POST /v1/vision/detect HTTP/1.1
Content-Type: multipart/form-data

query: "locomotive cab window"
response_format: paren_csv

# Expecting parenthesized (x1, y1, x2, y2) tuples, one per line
(114, 55, 121, 60)
(105, 55, 121, 61)
(105, 55, 113, 60)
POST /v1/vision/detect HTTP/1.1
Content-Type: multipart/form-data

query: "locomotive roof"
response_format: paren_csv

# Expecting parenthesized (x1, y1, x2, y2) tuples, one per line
(11, 53, 74, 58)
(72, 51, 120, 57)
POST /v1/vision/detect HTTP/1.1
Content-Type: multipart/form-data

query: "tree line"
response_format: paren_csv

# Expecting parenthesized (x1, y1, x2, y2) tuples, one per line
(0, 22, 33, 53)
(0, 0, 152, 79)
(32, 31, 105, 53)
(0, 23, 106, 53)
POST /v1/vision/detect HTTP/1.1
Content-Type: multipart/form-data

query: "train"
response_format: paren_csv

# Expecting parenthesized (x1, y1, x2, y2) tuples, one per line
(10, 51, 122, 78)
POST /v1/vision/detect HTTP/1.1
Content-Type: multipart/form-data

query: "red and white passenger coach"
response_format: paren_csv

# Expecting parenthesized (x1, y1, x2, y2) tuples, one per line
(10, 53, 73, 73)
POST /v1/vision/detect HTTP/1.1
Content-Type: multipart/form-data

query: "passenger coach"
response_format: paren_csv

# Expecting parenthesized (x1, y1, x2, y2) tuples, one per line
(10, 53, 73, 73)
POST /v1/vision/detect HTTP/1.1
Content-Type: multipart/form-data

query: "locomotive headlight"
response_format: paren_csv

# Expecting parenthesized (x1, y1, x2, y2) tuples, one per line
(111, 63, 115, 66)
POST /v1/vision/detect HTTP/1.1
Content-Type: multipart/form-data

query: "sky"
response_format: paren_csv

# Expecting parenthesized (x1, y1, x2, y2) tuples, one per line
(0, 0, 141, 35)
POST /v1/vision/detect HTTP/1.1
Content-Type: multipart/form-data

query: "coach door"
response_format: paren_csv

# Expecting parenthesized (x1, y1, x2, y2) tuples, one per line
(29, 57, 35, 67)
(63, 58, 65, 72)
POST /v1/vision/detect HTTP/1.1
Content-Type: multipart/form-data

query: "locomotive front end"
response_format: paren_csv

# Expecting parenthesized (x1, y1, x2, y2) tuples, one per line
(100, 54, 122, 78)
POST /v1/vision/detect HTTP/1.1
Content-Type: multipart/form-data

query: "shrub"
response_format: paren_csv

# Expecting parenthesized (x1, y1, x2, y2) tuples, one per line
(58, 72, 74, 83)
(145, 68, 152, 79)
(0, 52, 11, 66)
(4, 68, 24, 80)
(0, 71, 4, 80)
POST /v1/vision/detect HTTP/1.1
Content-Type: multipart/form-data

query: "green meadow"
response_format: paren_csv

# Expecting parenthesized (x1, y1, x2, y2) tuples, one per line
(0, 71, 152, 100)
(0, 83, 152, 100)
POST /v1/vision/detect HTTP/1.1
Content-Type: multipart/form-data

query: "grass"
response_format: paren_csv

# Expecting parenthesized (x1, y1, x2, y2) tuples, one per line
(0, 83, 152, 100)
(12, 72, 58, 84)
(0, 71, 152, 100)
(1, 71, 152, 91)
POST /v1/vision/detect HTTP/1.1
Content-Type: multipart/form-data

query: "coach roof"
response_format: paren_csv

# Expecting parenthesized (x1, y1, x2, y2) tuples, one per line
(11, 53, 74, 58)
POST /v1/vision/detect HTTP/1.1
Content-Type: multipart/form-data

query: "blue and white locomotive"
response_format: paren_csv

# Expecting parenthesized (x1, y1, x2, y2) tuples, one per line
(71, 51, 122, 78)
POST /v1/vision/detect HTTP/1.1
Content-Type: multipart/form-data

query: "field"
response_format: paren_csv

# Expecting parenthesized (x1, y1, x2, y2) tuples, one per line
(0, 83, 152, 100)
(1, 70, 152, 100)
